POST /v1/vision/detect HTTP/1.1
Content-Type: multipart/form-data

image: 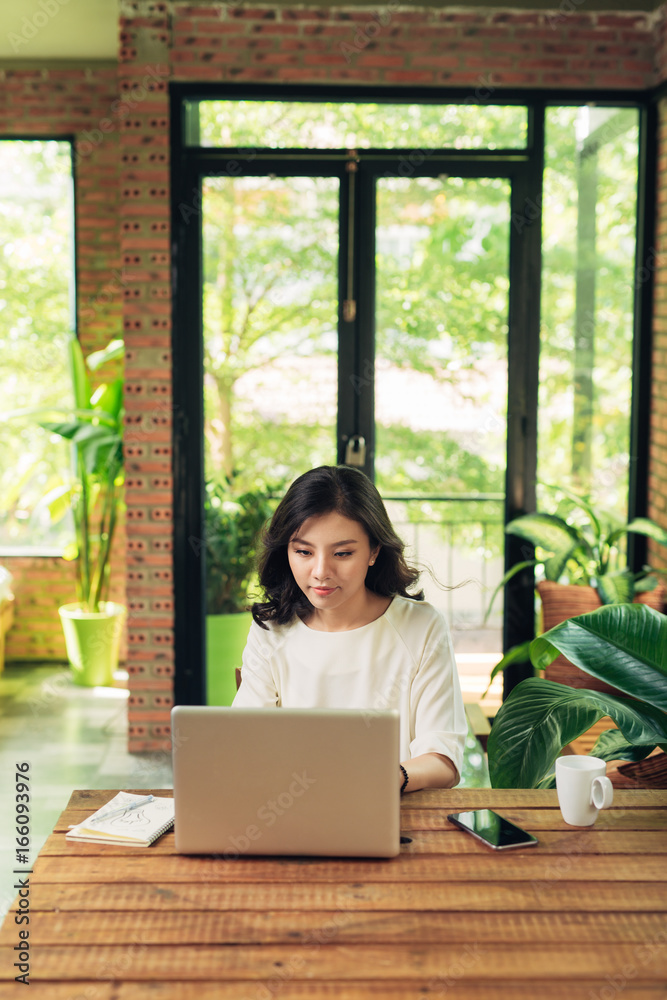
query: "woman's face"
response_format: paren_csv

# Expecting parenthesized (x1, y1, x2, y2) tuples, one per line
(287, 511, 379, 616)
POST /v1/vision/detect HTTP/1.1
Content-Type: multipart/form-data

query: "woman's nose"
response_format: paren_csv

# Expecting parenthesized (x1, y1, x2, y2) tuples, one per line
(313, 554, 331, 580)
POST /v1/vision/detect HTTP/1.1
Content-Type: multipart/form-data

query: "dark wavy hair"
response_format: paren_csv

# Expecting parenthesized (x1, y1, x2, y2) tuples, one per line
(252, 465, 423, 627)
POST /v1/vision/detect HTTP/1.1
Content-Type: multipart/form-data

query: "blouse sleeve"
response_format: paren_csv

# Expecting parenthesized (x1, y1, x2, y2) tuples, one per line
(231, 621, 280, 708)
(407, 609, 468, 782)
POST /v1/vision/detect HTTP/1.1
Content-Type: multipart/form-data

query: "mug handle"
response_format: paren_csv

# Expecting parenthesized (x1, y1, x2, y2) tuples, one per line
(591, 775, 614, 810)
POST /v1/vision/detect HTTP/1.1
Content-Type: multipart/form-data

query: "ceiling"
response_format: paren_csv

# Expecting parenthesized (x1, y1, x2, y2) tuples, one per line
(0, 0, 660, 62)
(0, 0, 119, 61)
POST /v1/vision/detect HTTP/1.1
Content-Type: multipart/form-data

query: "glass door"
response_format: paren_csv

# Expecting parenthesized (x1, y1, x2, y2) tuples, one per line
(171, 93, 541, 706)
(202, 174, 339, 488)
(373, 175, 510, 676)
(200, 173, 340, 703)
(199, 166, 513, 704)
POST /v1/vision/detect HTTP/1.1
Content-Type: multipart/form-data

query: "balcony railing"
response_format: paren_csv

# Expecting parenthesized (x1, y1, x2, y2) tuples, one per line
(381, 493, 505, 635)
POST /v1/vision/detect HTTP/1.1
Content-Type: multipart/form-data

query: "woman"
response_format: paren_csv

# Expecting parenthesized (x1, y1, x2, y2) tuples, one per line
(233, 465, 467, 793)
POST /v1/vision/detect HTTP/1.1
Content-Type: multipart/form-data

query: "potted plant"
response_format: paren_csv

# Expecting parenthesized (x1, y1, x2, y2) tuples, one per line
(17, 333, 125, 685)
(486, 484, 667, 690)
(203, 479, 276, 705)
(488, 602, 667, 789)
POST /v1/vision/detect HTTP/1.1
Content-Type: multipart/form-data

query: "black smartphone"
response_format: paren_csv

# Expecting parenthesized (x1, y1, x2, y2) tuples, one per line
(447, 809, 538, 850)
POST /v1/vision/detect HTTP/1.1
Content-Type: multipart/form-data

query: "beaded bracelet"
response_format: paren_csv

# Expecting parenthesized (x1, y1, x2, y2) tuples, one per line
(399, 764, 409, 796)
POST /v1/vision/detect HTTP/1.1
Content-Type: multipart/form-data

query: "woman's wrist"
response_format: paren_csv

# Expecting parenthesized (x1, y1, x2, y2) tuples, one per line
(399, 764, 409, 795)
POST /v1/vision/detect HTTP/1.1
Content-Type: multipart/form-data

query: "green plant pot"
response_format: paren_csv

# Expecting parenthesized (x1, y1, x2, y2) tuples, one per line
(58, 602, 126, 687)
(206, 612, 252, 706)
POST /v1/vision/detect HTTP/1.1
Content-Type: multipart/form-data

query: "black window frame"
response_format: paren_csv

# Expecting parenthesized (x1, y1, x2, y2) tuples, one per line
(169, 83, 657, 706)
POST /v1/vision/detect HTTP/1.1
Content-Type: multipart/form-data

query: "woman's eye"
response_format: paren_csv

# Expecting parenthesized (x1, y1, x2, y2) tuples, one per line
(335, 551, 353, 558)
(295, 549, 311, 556)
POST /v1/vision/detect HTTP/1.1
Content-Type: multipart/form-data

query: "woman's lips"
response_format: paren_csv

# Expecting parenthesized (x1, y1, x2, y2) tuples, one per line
(312, 586, 337, 596)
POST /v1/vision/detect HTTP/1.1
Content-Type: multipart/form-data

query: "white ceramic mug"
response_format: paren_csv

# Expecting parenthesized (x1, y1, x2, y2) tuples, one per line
(555, 755, 614, 826)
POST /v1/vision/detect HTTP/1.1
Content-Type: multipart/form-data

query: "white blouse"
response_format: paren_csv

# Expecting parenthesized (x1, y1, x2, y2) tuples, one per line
(232, 595, 467, 778)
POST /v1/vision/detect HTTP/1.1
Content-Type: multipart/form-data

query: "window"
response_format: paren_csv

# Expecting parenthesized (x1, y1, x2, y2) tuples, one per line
(0, 140, 75, 551)
(172, 89, 651, 704)
(191, 99, 528, 150)
(539, 107, 640, 519)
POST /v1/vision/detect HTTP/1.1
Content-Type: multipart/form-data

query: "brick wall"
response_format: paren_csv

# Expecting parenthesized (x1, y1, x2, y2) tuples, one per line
(2, 1, 666, 750)
(168, 4, 658, 88)
(656, 5, 667, 82)
(3, 536, 126, 661)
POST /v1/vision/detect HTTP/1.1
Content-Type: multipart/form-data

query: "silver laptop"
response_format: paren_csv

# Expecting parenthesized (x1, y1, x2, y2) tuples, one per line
(171, 706, 401, 858)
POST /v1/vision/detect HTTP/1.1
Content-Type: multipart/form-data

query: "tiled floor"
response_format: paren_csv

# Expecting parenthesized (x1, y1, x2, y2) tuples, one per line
(0, 664, 172, 920)
(0, 656, 493, 921)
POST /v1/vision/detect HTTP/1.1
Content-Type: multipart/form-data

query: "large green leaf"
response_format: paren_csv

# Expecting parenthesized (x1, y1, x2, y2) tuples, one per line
(596, 570, 634, 605)
(87, 338, 124, 371)
(40, 420, 98, 442)
(39, 483, 74, 524)
(505, 512, 582, 556)
(92, 379, 123, 423)
(530, 604, 667, 711)
(543, 543, 580, 582)
(488, 678, 667, 787)
(483, 559, 540, 622)
(608, 517, 667, 549)
(589, 727, 660, 763)
(484, 641, 533, 695)
(540, 482, 602, 540)
(67, 333, 91, 411)
(41, 422, 122, 477)
(80, 435, 122, 478)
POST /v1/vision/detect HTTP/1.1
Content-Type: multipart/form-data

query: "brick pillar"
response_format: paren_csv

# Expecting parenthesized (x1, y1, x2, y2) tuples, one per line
(651, 95, 667, 571)
(119, 1, 174, 751)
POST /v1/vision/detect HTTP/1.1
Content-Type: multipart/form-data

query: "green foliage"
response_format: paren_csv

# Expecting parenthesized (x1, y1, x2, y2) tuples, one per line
(540, 107, 639, 506)
(198, 99, 527, 151)
(487, 604, 667, 788)
(202, 174, 338, 484)
(487, 483, 667, 617)
(198, 104, 640, 543)
(376, 175, 511, 374)
(204, 481, 277, 615)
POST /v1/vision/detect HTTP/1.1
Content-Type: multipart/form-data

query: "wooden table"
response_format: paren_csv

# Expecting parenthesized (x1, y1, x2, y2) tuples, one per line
(1, 788, 666, 999)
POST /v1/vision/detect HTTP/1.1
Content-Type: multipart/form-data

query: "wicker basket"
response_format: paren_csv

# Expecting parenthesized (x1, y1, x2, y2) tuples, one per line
(537, 580, 665, 695)
(610, 751, 667, 789)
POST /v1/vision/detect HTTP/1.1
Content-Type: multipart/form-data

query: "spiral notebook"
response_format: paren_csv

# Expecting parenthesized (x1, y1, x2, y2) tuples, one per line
(66, 791, 174, 847)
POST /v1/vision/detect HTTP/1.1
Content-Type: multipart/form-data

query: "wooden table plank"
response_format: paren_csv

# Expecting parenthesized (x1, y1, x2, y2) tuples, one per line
(5, 909, 664, 946)
(30, 852, 667, 883)
(4, 984, 665, 1000)
(62, 788, 667, 811)
(402, 829, 667, 853)
(400, 807, 667, 832)
(54, 805, 667, 836)
(400, 788, 667, 808)
(2, 942, 666, 982)
(11, 880, 667, 914)
(54, 807, 667, 845)
(40, 828, 667, 856)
